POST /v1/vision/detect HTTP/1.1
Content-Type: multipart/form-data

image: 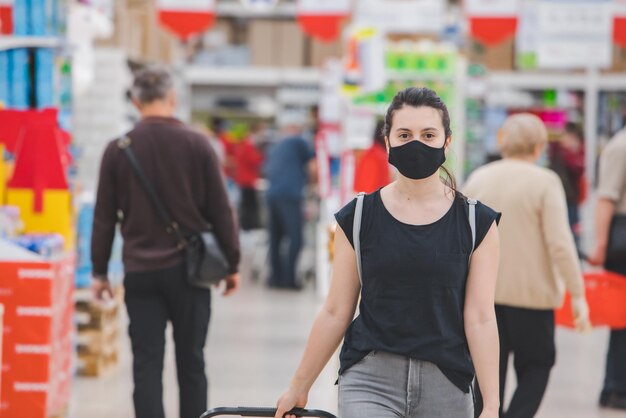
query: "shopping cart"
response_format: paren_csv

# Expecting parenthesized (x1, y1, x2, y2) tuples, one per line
(200, 407, 336, 418)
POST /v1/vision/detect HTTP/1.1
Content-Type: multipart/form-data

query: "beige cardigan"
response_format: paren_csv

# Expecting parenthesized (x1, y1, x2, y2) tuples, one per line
(463, 159, 584, 309)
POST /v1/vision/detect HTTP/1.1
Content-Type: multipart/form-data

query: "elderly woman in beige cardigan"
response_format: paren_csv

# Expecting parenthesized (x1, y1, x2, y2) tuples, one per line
(464, 113, 590, 418)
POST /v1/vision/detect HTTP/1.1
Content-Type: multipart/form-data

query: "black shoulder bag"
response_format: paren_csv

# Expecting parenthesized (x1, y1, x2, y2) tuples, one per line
(117, 136, 230, 289)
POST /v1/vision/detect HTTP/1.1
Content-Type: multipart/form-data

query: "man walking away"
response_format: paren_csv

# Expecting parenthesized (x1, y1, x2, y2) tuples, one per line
(263, 115, 316, 290)
(91, 66, 240, 418)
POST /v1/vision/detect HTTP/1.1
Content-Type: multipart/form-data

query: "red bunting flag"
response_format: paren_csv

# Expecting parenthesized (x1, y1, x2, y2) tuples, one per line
(296, 0, 351, 43)
(614, 1, 626, 48)
(157, 0, 215, 40)
(465, 0, 519, 46)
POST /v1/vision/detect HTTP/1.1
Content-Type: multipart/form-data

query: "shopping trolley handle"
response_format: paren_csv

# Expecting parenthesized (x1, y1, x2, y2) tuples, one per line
(200, 407, 337, 418)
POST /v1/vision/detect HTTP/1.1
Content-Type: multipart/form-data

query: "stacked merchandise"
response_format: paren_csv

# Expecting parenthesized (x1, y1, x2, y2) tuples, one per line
(0, 109, 74, 418)
(0, 1, 75, 417)
(72, 48, 131, 191)
(74, 194, 123, 378)
(73, 288, 121, 377)
(0, 0, 68, 110)
(71, 47, 128, 379)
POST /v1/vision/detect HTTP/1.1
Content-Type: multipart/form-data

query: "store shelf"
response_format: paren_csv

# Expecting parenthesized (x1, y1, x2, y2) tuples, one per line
(486, 71, 626, 91)
(277, 90, 320, 106)
(387, 70, 456, 82)
(185, 66, 321, 87)
(596, 74, 626, 91)
(216, 2, 297, 18)
(0, 36, 61, 51)
(487, 72, 589, 90)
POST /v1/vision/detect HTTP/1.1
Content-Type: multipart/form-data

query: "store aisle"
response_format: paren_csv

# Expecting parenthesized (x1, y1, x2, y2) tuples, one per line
(70, 280, 623, 418)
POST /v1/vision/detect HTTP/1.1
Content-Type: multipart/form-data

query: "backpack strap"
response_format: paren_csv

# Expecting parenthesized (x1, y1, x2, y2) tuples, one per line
(353, 192, 366, 287)
(467, 198, 478, 262)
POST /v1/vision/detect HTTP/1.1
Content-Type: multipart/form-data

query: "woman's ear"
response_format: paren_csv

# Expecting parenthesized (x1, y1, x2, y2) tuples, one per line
(444, 136, 452, 152)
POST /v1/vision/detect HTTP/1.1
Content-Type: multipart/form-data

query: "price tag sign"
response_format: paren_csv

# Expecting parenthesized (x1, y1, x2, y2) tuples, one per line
(240, 0, 279, 12)
(297, 0, 351, 14)
(355, 0, 445, 33)
(536, 0, 612, 69)
(464, 0, 519, 17)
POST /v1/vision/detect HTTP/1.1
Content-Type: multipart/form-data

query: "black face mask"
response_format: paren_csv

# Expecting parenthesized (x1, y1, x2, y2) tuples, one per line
(388, 140, 446, 180)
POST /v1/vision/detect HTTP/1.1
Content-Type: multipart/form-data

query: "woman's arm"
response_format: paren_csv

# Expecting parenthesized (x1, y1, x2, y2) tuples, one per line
(464, 223, 500, 416)
(275, 226, 361, 418)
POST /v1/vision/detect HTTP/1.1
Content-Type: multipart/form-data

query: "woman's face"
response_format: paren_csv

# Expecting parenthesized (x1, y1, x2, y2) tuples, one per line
(386, 105, 449, 150)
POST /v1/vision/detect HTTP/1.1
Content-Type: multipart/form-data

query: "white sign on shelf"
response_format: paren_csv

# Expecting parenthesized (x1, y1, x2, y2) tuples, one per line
(343, 106, 376, 150)
(464, 0, 519, 16)
(355, 0, 445, 33)
(516, 0, 538, 58)
(536, 0, 612, 69)
(240, 0, 278, 11)
(158, 0, 215, 11)
(296, 0, 351, 14)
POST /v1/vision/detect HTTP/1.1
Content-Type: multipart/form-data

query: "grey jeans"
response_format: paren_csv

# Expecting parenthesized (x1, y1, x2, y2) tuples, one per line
(338, 351, 474, 418)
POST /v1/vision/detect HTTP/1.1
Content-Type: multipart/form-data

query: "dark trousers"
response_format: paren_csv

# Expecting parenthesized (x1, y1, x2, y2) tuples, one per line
(240, 187, 261, 231)
(125, 263, 212, 418)
(475, 305, 555, 418)
(267, 196, 303, 288)
(603, 260, 626, 395)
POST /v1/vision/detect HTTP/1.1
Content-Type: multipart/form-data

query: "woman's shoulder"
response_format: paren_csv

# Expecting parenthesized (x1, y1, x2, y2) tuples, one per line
(334, 190, 380, 248)
(335, 189, 379, 219)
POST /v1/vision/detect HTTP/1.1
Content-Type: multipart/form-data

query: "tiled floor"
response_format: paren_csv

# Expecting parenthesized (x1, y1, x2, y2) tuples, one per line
(70, 279, 626, 418)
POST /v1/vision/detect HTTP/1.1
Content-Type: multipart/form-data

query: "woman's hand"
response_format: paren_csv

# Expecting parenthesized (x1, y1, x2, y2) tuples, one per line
(274, 386, 308, 418)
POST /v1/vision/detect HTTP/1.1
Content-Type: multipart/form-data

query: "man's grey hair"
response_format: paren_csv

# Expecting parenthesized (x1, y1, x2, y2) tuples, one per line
(131, 66, 174, 104)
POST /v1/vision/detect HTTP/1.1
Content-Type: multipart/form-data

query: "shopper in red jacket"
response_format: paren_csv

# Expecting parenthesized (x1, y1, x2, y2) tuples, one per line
(354, 121, 392, 194)
(235, 133, 264, 230)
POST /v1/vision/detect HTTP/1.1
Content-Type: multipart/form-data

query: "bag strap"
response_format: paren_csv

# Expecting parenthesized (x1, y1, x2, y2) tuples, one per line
(467, 198, 477, 261)
(353, 192, 366, 287)
(117, 136, 187, 247)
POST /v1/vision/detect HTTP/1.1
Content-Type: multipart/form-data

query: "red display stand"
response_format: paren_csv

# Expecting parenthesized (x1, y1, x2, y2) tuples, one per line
(0, 255, 74, 418)
(556, 271, 626, 330)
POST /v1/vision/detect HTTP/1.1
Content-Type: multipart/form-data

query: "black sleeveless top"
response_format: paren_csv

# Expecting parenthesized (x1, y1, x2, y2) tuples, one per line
(334, 190, 500, 392)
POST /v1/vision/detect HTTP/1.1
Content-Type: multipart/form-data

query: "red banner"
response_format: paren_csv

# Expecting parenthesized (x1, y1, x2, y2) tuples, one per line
(296, 0, 351, 43)
(469, 16, 518, 46)
(157, 0, 215, 40)
(465, 0, 519, 46)
(615, 17, 626, 48)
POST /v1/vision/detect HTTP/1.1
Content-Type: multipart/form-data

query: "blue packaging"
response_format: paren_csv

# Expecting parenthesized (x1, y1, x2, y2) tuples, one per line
(35, 48, 54, 108)
(11, 233, 65, 257)
(30, 0, 45, 35)
(74, 201, 125, 288)
(0, 51, 9, 106)
(9, 49, 30, 109)
(12, 0, 29, 35)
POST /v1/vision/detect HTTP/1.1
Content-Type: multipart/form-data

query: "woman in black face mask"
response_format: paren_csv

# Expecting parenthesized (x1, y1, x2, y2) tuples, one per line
(275, 88, 501, 418)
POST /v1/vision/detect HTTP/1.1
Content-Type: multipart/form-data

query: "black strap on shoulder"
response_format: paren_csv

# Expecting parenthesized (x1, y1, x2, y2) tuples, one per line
(117, 136, 187, 247)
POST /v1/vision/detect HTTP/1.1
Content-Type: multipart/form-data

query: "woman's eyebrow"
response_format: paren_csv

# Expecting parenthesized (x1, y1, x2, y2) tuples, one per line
(421, 127, 439, 132)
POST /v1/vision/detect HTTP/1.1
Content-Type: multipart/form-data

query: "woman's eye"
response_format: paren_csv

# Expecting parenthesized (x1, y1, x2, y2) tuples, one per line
(399, 133, 410, 139)
(424, 133, 435, 139)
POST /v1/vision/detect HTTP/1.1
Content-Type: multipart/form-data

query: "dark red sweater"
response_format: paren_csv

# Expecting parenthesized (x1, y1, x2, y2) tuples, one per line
(91, 117, 240, 277)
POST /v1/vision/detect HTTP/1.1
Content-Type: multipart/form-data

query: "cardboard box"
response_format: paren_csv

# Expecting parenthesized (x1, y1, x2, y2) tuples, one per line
(308, 37, 344, 68)
(606, 45, 626, 73)
(276, 21, 305, 68)
(248, 20, 278, 67)
(468, 37, 515, 72)
(96, 0, 180, 64)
